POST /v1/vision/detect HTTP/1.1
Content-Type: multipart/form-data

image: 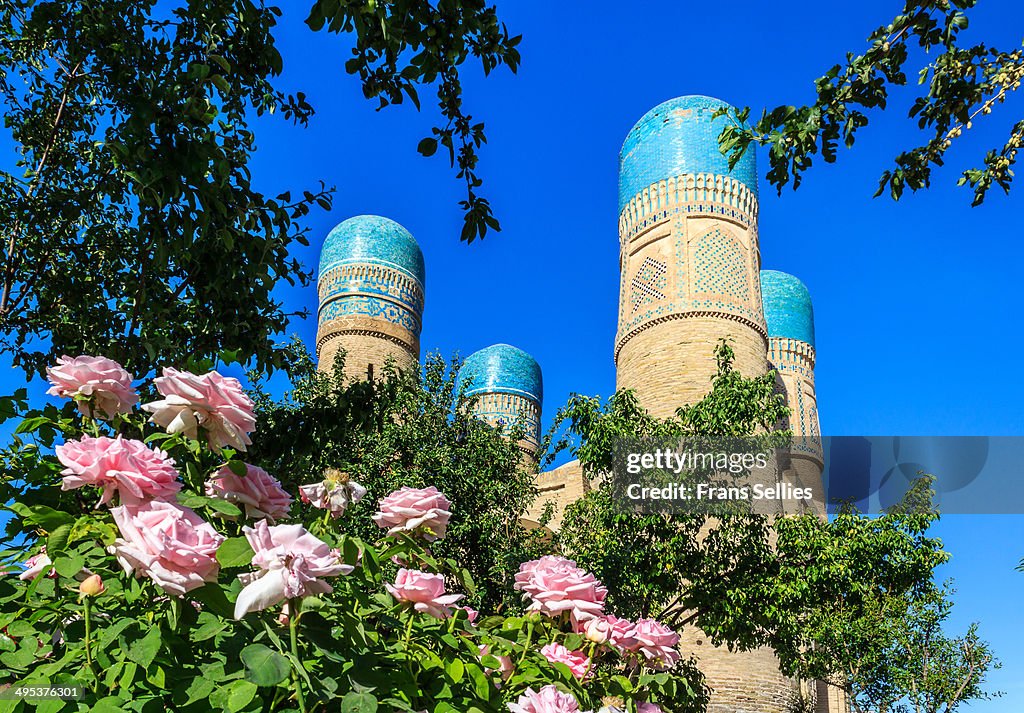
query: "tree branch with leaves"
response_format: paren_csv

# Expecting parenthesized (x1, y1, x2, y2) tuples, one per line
(718, 0, 1023, 205)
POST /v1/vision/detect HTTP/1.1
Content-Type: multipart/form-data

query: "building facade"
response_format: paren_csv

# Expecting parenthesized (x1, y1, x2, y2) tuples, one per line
(315, 95, 844, 713)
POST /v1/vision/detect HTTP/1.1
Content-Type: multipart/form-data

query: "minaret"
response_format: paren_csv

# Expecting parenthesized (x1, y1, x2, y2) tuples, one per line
(316, 215, 425, 381)
(617, 96, 803, 713)
(761, 270, 825, 517)
(616, 95, 767, 415)
(456, 344, 543, 458)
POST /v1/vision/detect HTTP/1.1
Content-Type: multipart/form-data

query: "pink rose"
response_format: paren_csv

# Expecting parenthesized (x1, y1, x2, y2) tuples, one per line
(19, 548, 56, 581)
(637, 704, 664, 713)
(458, 605, 479, 625)
(479, 644, 514, 681)
(386, 568, 464, 619)
(57, 435, 181, 506)
(582, 614, 636, 649)
(540, 642, 592, 680)
(234, 520, 352, 618)
(46, 355, 138, 419)
(372, 486, 451, 542)
(507, 685, 589, 713)
(299, 470, 367, 519)
(142, 367, 256, 451)
(623, 618, 680, 670)
(514, 556, 607, 625)
(110, 500, 223, 596)
(206, 463, 292, 522)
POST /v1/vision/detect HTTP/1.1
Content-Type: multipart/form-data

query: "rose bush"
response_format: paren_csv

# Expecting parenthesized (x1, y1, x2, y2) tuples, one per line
(0, 356, 705, 713)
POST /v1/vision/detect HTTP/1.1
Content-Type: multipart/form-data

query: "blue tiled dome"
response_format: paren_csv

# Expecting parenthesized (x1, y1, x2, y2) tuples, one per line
(760, 270, 815, 347)
(319, 215, 425, 285)
(457, 344, 543, 403)
(619, 95, 758, 212)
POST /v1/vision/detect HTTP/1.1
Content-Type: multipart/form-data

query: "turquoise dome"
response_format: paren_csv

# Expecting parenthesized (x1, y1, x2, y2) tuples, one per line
(760, 270, 814, 347)
(619, 95, 758, 212)
(457, 344, 543, 403)
(319, 215, 425, 285)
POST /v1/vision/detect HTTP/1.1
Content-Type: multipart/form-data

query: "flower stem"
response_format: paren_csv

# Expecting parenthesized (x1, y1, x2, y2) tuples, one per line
(519, 619, 534, 665)
(288, 598, 308, 713)
(83, 597, 99, 689)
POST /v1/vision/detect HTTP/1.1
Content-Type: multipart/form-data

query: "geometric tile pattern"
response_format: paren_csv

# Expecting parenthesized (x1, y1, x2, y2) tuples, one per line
(630, 256, 667, 313)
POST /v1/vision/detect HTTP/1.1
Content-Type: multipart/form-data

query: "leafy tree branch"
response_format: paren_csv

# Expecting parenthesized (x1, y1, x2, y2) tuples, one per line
(717, 0, 1023, 205)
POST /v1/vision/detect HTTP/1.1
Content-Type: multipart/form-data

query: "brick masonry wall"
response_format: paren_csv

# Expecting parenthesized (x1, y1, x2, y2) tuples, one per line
(616, 316, 768, 418)
(316, 317, 419, 382)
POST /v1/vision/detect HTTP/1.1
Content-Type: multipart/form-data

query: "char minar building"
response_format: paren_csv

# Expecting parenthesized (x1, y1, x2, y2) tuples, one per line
(315, 95, 842, 713)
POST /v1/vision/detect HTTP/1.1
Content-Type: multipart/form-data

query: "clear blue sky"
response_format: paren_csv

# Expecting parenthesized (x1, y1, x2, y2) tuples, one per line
(4, 0, 1024, 707)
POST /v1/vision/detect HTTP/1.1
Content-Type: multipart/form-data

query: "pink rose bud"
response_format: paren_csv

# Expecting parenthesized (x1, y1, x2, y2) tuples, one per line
(584, 615, 613, 644)
(79, 574, 104, 597)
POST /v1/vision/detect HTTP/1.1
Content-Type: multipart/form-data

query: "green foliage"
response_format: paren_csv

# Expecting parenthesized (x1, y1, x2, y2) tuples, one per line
(306, 0, 521, 243)
(0, 0, 520, 379)
(0, 0, 329, 378)
(248, 347, 549, 612)
(717, 0, 1023, 205)
(554, 341, 992, 711)
(804, 580, 999, 713)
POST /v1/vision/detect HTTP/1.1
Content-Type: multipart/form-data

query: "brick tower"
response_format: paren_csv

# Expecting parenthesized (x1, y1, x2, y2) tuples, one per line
(616, 96, 801, 712)
(616, 95, 768, 415)
(316, 215, 425, 381)
(761, 270, 825, 516)
(457, 344, 544, 458)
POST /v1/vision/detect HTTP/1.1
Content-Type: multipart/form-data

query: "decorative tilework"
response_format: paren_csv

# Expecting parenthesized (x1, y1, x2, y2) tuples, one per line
(318, 264, 424, 316)
(316, 215, 425, 340)
(760, 270, 815, 347)
(693, 227, 750, 304)
(618, 96, 758, 213)
(456, 344, 543, 403)
(473, 392, 542, 446)
(318, 296, 420, 334)
(318, 215, 425, 286)
(630, 256, 667, 313)
(619, 175, 759, 241)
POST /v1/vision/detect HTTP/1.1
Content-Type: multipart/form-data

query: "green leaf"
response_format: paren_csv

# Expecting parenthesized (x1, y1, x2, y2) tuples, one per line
(6, 503, 74, 532)
(206, 497, 243, 517)
(340, 692, 378, 713)
(191, 582, 236, 619)
(217, 537, 254, 568)
(53, 554, 84, 578)
(45, 523, 73, 556)
(417, 137, 438, 157)
(89, 697, 127, 713)
(227, 459, 248, 476)
(445, 657, 465, 683)
(127, 626, 162, 669)
(224, 680, 258, 712)
(240, 643, 290, 686)
(184, 675, 216, 705)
